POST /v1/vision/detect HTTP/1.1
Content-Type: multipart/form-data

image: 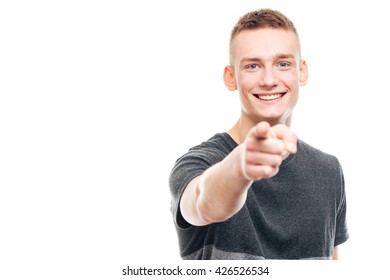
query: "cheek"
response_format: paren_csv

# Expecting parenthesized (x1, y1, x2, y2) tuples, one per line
(237, 73, 258, 91)
(280, 72, 300, 89)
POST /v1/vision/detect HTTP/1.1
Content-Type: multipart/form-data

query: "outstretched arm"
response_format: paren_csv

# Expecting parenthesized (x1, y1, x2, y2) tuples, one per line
(179, 122, 297, 226)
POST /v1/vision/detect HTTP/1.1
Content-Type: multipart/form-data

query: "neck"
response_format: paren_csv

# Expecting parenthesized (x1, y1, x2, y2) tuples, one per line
(228, 115, 292, 144)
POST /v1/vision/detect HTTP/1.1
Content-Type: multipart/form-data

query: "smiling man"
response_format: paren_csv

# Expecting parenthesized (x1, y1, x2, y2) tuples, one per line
(169, 9, 349, 260)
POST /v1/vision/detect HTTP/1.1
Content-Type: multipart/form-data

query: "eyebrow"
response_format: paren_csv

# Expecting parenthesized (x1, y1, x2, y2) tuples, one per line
(240, 54, 296, 64)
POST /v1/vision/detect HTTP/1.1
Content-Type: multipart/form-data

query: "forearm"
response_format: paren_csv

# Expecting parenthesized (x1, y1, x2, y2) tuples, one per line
(180, 122, 297, 226)
(181, 145, 252, 226)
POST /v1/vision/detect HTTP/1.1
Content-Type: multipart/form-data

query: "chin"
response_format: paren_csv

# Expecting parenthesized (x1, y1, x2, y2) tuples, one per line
(254, 114, 291, 126)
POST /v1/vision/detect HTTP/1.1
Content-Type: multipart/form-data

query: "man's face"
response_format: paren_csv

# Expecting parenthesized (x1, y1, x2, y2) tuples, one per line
(226, 28, 308, 126)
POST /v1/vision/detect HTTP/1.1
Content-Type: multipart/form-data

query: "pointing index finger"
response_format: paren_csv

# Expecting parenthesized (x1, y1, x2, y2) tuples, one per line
(252, 121, 272, 140)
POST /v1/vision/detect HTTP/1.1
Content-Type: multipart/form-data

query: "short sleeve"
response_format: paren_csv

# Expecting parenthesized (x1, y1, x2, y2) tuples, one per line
(334, 164, 349, 246)
(169, 144, 228, 229)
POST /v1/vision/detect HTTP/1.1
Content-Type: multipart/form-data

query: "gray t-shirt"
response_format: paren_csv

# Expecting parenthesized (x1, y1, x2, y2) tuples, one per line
(169, 133, 349, 259)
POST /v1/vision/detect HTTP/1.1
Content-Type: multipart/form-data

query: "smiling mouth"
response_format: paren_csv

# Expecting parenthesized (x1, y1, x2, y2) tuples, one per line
(254, 93, 286, 101)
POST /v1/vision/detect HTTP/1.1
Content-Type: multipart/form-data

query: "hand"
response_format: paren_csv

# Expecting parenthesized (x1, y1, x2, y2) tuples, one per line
(241, 122, 297, 181)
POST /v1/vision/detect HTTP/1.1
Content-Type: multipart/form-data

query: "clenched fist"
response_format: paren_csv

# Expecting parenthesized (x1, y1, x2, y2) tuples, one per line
(241, 122, 297, 181)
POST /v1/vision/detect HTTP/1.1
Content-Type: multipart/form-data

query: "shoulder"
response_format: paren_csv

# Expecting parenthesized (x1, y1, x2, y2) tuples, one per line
(294, 139, 342, 178)
(185, 133, 237, 161)
(191, 133, 237, 150)
(170, 133, 237, 176)
(297, 139, 340, 166)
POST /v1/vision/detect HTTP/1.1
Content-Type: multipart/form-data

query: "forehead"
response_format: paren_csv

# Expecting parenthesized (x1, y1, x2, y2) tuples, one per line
(231, 28, 300, 62)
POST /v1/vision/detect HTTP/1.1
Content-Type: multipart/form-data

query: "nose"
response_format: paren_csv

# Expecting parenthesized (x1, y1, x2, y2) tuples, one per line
(259, 67, 278, 88)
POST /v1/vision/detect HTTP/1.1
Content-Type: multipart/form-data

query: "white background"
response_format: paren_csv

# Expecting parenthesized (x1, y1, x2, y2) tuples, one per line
(1, 0, 389, 279)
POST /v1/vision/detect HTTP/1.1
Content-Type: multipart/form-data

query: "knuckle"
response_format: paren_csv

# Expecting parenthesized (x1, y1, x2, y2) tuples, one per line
(273, 155, 283, 166)
(262, 166, 275, 178)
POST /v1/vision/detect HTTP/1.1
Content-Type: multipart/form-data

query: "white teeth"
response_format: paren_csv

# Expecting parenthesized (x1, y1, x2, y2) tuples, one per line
(257, 93, 283, 101)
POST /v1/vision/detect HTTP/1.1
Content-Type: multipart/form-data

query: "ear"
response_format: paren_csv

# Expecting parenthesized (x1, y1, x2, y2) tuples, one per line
(223, 65, 237, 91)
(299, 59, 308, 86)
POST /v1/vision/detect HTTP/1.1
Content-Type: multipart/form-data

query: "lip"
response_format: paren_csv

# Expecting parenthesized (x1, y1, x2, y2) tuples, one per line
(253, 92, 287, 102)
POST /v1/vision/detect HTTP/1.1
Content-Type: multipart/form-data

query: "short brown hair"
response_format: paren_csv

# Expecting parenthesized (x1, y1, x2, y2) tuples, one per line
(229, 9, 300, 64)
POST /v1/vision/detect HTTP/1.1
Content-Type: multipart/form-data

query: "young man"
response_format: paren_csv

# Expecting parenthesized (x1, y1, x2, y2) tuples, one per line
(169, 9, 349, 260)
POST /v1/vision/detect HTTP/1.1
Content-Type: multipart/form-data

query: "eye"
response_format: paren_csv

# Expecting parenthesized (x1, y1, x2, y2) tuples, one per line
(246, 64, 259, 70)
(277, 61, 293, 70)
(278, 61, 290, 68)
